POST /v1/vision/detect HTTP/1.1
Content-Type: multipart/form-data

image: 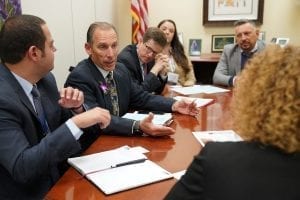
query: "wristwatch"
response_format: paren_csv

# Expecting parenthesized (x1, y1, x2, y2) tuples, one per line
(132, 121, 143, 135)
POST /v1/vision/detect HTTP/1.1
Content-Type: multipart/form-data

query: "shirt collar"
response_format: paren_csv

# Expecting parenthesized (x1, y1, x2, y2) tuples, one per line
(11, 72, 34, 97)
(95, 64, 112, 79)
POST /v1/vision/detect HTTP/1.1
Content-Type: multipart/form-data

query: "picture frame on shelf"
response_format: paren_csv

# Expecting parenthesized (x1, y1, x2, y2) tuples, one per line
(189, 39, 202, 56)
(211, 35, 235, 53)
(203, 0, 264, 26)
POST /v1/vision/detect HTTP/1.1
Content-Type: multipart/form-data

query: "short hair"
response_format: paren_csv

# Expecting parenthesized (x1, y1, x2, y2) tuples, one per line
(0, 14, 46, 64)
(233, 44, 300, 153)
(142, 27, 167, 48)
(233, 19, 256, 27)
(86, 22, 117, 44)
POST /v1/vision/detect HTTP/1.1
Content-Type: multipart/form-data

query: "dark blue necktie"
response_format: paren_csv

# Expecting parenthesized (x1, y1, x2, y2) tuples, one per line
(106, 72, 119, 116)
(241, 52, 252, 69)
(31, 85, 50, 135)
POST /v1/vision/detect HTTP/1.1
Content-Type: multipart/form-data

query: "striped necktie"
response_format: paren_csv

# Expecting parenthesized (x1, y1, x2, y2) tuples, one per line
(106, 72, 119, 116)
(31, 85, 50, 135)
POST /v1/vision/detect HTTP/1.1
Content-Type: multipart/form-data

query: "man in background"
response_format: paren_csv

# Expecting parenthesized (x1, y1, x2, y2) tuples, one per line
(0, 15, 111, 199)
(213, 19, 265, 86)
(118, 27, 169, 94)
(65, 22, 199, 137)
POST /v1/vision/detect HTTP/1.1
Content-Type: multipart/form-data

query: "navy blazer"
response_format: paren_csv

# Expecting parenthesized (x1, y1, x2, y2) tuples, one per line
(0, 64, 81, 199)
(118, 44, 167, 94)
(165, 142, 300, 200)
(65, 58, 175, 135)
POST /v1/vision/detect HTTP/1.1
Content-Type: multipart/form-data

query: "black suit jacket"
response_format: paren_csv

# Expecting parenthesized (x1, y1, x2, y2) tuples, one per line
(117, 44, 167, 94)
(0, 63, 82, 199)
(65, 58, 175, 135)
(165, 142, 300, 200)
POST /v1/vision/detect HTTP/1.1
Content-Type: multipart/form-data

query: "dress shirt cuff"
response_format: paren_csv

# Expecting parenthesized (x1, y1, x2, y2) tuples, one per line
(66, 119, 83, 140)
(159, 74, 168, 81)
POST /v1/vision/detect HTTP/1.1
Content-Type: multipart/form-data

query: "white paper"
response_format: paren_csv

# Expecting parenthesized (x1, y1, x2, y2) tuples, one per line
(173, 96, 214, 107)
(192, 130, 242, 146)
(171, 85, 230, 95)
(122, 113, 172, 125)
(88, 160, 173, 194)
(173, 170, 186, 180)
(68, 146, 173, 195)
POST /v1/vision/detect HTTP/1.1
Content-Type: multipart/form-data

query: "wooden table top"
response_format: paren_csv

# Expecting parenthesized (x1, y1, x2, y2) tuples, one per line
(45, 88, 232, 200)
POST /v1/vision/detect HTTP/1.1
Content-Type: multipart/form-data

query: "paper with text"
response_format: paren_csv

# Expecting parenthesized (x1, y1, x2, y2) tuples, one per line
(122, 113, 172, 125)
(173, 96, 214, 107)
(193, 130, 242, 146)
(171, 85, 230, 95)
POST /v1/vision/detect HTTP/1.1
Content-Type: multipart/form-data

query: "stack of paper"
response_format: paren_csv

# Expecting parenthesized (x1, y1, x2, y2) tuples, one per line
(170, 85, 230, 95)
(192, 130, 242, 146)
(122, 113, 172, 125)
(68, 146, 173, 195)
(173, 96, 214, 107)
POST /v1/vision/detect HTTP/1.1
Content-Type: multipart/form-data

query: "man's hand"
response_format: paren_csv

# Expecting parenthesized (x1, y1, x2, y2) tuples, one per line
(58, 87, 84, 109)
(172, 99, 199, 116)
(150, 54, 169, 76)
(139, 113, 175, 137)
(71, 107, 111, 129)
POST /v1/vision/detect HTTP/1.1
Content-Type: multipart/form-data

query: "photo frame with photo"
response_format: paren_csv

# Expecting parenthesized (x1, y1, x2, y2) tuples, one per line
(189, 39, 202, 56)
(203, 0, 264, 25)
(211, 35, 235, 53)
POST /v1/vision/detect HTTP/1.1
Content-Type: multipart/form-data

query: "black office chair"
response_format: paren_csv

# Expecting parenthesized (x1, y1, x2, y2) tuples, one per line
(69, 66, 75, 72)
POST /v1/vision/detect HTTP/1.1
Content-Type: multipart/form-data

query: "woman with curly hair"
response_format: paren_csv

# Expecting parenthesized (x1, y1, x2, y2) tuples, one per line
(158, 19, 196, 86)
(165, 44, 300, 199)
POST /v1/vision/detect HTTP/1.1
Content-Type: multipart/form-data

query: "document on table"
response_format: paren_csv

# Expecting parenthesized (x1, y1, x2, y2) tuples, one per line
(192, 130, 242, 146)
(170, 85, 230, 95)
(122, 113, 172, 125)
(68, 145, 173, 195)
(173, 96, 214, 107)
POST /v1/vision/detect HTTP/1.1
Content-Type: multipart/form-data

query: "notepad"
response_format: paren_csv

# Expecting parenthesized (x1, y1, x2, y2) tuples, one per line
(68, 146, 173, 195)
(122, 113, 172, 125)
(192, 130, 242, 146)
(173, 96, 214, 107)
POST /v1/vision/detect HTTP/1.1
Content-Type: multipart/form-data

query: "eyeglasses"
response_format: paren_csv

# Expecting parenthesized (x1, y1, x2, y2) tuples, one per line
(144, 43, 159, 56)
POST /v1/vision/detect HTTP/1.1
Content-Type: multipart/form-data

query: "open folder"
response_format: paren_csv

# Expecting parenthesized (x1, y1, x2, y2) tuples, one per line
(68, 146, 173, 195)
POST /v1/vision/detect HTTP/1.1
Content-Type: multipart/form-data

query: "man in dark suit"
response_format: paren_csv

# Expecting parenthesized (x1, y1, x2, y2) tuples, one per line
(117, 27, 169, 94)
(213, 19, 265, 86)
(65, 22, 198, 137)
(0, 15, 111, 199)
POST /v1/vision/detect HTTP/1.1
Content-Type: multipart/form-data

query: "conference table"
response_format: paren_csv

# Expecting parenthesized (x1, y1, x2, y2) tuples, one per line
(45, 86, 232, 200)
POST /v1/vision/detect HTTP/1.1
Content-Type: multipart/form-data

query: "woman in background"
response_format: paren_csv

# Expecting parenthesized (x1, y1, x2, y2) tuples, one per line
(164, 45, 300, 199)
(158, 19, 196, 86)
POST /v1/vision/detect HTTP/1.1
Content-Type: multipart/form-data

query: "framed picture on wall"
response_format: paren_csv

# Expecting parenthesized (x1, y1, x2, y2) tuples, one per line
(189, 39, 202, 56)
(211, 35, 235, 53)
(203, 0, 264, 26)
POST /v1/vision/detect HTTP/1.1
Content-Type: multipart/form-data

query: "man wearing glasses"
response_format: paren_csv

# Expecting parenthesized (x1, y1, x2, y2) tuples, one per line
(118, 27, 169, 94)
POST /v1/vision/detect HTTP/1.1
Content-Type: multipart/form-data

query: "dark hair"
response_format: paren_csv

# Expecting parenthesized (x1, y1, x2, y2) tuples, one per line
(233, 19, 256, 27)
(0, 14, 46, 64)
(142, 27, 167, 48)
(157, 19, 189, 71)
(86, 22, 117, 44)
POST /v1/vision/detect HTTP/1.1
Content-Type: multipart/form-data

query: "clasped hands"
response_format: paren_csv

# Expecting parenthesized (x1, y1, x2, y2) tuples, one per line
(58, 87, 111, 129)
(150, 53, 169, 76)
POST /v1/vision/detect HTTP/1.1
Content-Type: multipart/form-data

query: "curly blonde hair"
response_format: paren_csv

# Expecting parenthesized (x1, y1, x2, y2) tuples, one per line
(232, 44, 300, 153)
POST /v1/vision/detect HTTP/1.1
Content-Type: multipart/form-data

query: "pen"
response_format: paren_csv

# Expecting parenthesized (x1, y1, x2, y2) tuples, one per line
(79, 158, 147, 179)
(164, 119, 174, 126)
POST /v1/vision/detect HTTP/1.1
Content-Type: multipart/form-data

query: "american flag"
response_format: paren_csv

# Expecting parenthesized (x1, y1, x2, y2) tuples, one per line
(130, 0, 148, 44)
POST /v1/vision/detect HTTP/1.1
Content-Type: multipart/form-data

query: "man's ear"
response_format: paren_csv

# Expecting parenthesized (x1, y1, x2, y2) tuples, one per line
(27, 46, 40, 61)
(85, 42, 92, 55)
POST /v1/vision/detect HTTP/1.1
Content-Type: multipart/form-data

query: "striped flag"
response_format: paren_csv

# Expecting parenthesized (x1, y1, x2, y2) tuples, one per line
(131, 0, 148, 44)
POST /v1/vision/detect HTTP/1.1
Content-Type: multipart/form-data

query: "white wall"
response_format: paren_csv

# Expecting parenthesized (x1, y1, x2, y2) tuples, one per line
(22, 0, 117, 88)
(21, 0, 300, 87)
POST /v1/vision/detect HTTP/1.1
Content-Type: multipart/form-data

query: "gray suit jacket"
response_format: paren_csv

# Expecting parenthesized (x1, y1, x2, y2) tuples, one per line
(213, 40, 265, 86)
(165, 142, 300, 200)
(65, 58, 175, 135)
(0, 64, 81, 199)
